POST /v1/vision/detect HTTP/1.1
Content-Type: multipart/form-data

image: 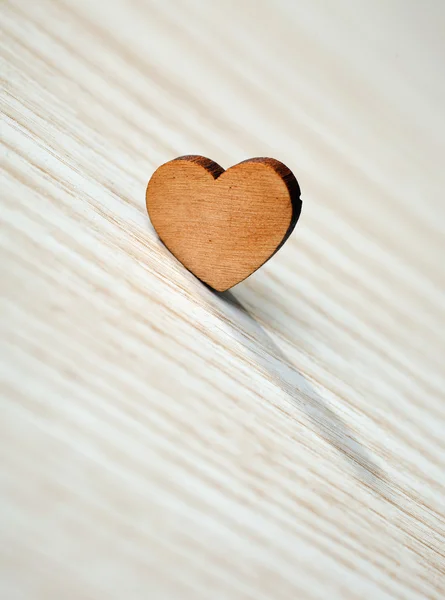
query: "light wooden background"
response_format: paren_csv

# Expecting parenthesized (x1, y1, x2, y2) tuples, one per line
(1, 1, 445, 598)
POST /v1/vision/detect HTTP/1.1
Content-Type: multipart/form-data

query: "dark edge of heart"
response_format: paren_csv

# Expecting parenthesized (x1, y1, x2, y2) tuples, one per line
(175, 154, 225, 178)
(150, 155, 302, 290)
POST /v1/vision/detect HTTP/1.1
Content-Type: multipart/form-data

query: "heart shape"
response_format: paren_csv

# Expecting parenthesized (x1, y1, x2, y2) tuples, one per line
(146, 155, 302, 292)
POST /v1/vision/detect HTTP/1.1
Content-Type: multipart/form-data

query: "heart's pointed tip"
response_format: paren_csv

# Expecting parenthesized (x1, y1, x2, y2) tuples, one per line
(200, 279, 232, 293)
(212, 284, 232, 293)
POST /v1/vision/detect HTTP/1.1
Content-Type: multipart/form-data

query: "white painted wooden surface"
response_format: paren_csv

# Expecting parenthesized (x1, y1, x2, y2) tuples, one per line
(1, 1, 445, 598)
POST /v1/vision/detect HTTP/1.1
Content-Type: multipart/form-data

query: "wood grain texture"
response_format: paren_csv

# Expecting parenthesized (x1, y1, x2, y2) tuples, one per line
(146, 156, 301, 291)
(1, 1, 445, 599)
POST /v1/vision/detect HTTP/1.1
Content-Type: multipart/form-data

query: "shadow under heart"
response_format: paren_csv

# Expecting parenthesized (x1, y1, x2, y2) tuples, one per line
(210, 288, 386, 495)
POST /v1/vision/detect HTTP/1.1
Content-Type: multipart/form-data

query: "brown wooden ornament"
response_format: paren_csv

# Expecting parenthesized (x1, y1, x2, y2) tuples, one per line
(146, 156, 302, 292)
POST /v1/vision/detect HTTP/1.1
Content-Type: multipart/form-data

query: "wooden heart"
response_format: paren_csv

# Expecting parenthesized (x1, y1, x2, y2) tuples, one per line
(146, 155, 302, 292)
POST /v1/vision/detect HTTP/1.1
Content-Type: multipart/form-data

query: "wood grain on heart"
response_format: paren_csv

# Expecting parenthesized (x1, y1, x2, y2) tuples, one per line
(146, 155, 302, 291)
